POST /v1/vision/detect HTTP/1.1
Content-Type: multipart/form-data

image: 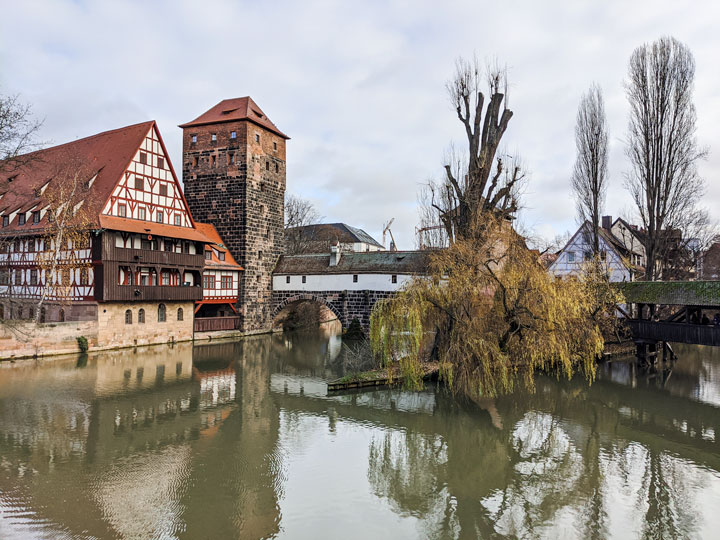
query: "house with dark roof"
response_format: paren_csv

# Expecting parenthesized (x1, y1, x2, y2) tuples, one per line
(285, 222, 385, 254)
(548, 220, 644, 282)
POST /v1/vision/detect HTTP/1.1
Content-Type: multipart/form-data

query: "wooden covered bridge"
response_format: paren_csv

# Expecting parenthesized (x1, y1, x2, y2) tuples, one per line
(619, 281, 720, 361)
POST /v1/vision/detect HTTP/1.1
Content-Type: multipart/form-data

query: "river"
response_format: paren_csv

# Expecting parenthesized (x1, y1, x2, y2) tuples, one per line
(1, 322, 719, 539)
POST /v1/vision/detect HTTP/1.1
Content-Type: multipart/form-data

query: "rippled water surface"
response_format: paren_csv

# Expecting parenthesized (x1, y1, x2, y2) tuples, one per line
(1, 324, 720, 539)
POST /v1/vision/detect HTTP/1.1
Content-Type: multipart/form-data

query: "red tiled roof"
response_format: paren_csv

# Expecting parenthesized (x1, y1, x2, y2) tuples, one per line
(178, 97, 289, 139)
(0, 121, 154, 233)
(195, 222, 243, 271)
(99, 215, 213, 243)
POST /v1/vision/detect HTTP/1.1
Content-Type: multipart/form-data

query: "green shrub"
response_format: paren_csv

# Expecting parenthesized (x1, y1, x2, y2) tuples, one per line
(76, 336, 89, 352)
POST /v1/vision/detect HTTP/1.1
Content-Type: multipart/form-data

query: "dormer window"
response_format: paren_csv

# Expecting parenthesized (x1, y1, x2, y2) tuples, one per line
(32, 211, 40, 224)
(218, 252, 225, 261)
(18, 213, 25, 225)
(231, 131, 236, 139)
(191, 134, 197, 144)
(211, 133, 217, 142)
(2, 216, 8, 227)
(204, 250, 212, 260)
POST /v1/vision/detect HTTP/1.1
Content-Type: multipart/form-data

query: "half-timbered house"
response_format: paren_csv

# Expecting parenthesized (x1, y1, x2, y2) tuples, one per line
(0, 121, 214, 350)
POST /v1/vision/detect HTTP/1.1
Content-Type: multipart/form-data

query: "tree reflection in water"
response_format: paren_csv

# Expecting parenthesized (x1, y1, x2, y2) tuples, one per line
(365, 371, 719, 539)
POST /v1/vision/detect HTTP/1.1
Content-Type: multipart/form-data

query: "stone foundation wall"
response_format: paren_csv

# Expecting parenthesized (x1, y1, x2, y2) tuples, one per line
(97, 302, 194, 348)
(271, 290, 395, 330)
(0, 320, 98, 359)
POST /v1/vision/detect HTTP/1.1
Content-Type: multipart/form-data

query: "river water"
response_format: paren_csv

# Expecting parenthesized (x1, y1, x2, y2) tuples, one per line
(1, 322, 719, 539)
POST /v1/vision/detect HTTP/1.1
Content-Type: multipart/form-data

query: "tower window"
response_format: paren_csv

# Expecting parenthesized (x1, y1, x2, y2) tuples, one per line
(273, 141, 277, 151)
(255, 133, 260, 143)
(265, 161, 269, 171)
(191, 134, 197, 143)
(211, 133, 217, 142)
(192, 156, 198, 167)
(157, 157, 164, 169)
(139, 152, 147, 165)
(229, 153, 235, 165)
(212, 155, 216, 167)
(275, 163, 279, 173)
(231, 131, 236, 139)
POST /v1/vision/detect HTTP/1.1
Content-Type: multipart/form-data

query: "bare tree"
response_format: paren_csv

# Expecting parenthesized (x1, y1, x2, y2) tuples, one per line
(0, 92, 42, 174)
(572, 84, 608, 255)
(284, 193, 322, 254)
(430, 56, 522, 243)
(625, 36, 707, 280)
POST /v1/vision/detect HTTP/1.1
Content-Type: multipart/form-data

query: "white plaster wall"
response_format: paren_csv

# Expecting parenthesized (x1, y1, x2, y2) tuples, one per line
(549, 229, 631, 282)
(273, 273, 414, 292)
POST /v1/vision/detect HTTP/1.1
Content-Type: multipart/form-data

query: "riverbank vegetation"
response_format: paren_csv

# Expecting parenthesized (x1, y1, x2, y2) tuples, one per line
(370, 56, 623, 398)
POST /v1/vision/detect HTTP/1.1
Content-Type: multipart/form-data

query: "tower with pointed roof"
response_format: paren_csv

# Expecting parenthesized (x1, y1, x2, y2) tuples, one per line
(180, 97, 288, 333)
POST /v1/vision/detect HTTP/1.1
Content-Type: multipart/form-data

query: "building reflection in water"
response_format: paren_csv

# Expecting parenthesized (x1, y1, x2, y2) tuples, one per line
(0, 328, 719, 539)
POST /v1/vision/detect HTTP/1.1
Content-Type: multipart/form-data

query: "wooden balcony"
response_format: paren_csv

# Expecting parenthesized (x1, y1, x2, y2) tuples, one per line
(104, 284, 203, 302)
(103, 245, 204, 269)
(194, 316, 241, 332)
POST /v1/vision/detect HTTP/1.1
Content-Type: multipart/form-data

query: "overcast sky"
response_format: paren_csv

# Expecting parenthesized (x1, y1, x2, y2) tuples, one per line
(1, 0, 718, 249)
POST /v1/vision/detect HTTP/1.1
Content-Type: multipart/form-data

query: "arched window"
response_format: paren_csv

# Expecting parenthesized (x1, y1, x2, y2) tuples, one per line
(59, 309, 65, 322)
(125, 309, 132, 324)
(177, 307, 183, 321)
(138, 308, 145, 324)
(158, 303, 166, 322)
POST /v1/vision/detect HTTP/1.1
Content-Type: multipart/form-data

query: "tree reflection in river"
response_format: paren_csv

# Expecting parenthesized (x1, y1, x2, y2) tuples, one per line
(0, 327, 719, 539)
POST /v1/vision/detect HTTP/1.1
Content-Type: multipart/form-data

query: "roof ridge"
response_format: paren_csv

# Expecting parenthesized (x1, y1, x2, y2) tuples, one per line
(7, 120, 155, 162)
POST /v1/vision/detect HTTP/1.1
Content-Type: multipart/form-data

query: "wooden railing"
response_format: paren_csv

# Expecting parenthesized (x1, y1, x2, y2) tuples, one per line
(103, 245, 204, 269)
(627, 320, 720, 346)
(194, 316, 241, 332)
(107, 284, 203, 302)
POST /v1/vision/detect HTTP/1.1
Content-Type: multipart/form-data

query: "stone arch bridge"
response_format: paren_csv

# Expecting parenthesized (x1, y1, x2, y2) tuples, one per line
(270, 250, 430, 331)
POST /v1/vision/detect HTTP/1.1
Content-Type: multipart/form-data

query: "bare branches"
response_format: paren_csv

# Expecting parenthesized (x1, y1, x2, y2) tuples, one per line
(572, 84, 609, 255)
(284, 194, 322, 254)
(624, 36, 706, 280)
(0, 92, 43, 174)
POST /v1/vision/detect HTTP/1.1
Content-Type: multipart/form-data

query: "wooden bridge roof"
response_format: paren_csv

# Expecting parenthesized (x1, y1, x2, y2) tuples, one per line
(274, 251, 431, 275)
(619, 281, 720, 307)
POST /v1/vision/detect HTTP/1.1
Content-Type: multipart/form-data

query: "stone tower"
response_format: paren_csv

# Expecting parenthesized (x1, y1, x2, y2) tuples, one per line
(180, 97, 288, 333)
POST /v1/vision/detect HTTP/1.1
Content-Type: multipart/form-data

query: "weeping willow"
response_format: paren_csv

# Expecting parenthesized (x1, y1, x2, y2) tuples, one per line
(371, 219, 622, 398)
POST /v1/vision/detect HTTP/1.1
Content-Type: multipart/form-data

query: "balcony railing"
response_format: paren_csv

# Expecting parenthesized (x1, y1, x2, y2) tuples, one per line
(103, 245, 204, 269)
(194, 316, 241, 332)
(105, 284, 203, 302)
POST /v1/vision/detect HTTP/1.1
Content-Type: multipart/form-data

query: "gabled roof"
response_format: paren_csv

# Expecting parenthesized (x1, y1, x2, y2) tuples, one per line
(549, 221, 642, 273)
(619, 281, 720, 307)
(195, 222, 243, 271)
(0, 121, 154, 232)
(274, 251, 430, 275)
(612, 217, 646, 244)
(99, 215, 213, 243)
(286, 223, 384, 249)
(178, 97, 289, 139)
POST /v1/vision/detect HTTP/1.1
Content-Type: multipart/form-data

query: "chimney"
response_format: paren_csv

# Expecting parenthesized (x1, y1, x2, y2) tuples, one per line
(330, 244, 341, 266)
(602, 216, 612, 230)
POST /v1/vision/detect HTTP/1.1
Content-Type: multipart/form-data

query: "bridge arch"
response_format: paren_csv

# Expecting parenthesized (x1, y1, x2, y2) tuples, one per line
(272, 293, 344, 330)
